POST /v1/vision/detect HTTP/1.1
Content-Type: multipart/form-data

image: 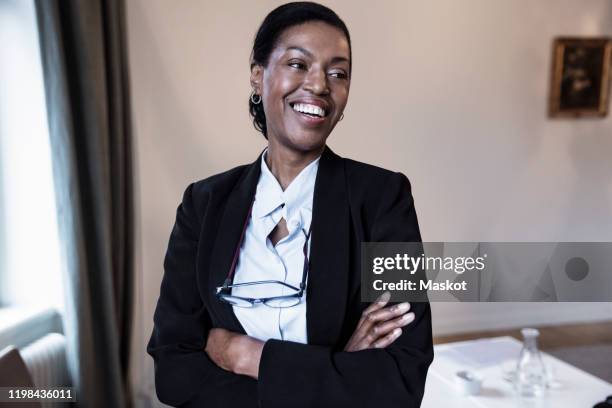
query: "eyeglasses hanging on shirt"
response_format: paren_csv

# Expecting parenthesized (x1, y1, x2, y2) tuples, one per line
(215, 199, 312, 308)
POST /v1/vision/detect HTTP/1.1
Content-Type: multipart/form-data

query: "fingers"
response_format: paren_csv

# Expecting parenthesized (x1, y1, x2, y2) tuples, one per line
(366, 302, 411, 324)
(361, 291, 391, 317)
(349, 301, 412, 351)
(344, 295, 415, 352)
(371, 310, 415, 338)
(373, 328, 403, 348)
(358, 304, 412, 347)
(356, 292, 394, 330)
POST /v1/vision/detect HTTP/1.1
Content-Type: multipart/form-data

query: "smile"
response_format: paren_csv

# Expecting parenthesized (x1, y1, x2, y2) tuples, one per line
(290, 103, 327, 118)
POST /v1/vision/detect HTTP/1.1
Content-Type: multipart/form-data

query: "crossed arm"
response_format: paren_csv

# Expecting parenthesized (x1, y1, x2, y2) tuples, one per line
(204, 292, 415, 379)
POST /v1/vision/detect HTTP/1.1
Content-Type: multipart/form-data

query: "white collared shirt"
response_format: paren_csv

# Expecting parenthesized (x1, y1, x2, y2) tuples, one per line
(231, 149, 320, 344)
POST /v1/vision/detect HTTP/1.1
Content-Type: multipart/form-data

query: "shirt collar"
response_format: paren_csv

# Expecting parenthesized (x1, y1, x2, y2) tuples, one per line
(252, 148, 320, 220)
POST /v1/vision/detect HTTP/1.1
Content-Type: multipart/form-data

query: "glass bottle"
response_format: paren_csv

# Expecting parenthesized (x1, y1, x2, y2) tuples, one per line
(515, 328, 547, 397)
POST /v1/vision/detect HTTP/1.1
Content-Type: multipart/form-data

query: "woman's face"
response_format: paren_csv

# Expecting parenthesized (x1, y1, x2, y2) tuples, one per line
(251, 21, 351, 153)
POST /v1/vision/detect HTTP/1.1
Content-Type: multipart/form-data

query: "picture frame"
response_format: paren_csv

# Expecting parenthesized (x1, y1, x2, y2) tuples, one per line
(549, 37, 612, 118)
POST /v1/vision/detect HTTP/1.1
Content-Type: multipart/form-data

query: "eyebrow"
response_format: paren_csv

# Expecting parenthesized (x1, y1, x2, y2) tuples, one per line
(285, 46, 350, 65)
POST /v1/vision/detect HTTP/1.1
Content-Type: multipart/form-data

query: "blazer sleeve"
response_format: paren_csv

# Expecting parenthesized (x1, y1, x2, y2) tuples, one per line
(147, 183, 256, 407)
(257, 172, 433, 408)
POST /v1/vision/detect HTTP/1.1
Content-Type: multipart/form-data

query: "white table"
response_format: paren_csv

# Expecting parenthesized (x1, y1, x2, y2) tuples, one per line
(422, 336, 612, 408)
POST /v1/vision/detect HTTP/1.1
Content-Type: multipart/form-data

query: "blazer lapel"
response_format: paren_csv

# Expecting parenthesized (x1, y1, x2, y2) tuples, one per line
(208, 152, 262, 334)
(307, 146, 350, 346)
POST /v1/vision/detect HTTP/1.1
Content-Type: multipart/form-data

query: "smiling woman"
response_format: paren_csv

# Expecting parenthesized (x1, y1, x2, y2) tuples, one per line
(147, 2, 433, 408)
(250, 20, 350, 151)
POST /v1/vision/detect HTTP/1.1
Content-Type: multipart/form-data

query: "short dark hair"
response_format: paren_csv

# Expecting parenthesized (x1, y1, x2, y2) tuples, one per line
(249, 2, 352, 139)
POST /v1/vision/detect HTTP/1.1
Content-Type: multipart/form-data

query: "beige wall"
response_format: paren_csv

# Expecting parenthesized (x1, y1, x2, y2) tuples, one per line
(126, 0, 612, 404)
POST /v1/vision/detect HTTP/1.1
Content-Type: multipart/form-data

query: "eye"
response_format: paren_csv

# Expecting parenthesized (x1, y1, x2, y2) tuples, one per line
(329, 70, 348, 79)
(288, 61, 306, 70)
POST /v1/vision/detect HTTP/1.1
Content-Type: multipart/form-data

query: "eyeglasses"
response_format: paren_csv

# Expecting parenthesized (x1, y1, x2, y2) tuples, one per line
(215, 199, 312, 308)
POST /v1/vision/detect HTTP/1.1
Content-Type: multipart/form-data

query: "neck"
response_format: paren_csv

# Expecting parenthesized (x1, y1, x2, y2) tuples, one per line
(265, 140, 324, 190)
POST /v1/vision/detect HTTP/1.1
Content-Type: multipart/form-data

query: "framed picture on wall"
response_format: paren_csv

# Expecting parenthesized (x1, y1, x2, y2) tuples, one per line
(549, 37, 612, 118)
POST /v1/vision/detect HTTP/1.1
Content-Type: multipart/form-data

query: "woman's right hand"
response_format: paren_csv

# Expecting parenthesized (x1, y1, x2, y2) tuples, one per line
(344, 292, 415, 352)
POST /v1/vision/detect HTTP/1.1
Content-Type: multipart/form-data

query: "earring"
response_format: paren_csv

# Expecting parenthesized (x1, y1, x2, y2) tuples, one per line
(339, 113, 345, 121)
(250, 91, 262, 104)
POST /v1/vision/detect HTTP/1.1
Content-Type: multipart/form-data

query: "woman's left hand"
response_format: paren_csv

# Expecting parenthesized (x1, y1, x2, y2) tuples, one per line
(205, 328, 264, 379)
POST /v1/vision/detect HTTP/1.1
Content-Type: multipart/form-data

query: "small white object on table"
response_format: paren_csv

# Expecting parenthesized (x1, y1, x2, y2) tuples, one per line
(421, 336, 612, 408)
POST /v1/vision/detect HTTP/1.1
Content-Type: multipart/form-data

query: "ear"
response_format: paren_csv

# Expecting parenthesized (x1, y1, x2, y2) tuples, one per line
(250, 64, 263, 94)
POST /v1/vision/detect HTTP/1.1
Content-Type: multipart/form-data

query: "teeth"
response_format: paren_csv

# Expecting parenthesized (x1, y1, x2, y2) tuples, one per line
(292, 103, 326, 117)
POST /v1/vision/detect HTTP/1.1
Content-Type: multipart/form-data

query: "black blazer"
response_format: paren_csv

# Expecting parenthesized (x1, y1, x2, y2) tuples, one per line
(147, 146, 433, 408)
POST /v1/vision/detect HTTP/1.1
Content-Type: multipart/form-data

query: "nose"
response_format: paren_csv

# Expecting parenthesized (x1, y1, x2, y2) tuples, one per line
(303, 67, 329, 95)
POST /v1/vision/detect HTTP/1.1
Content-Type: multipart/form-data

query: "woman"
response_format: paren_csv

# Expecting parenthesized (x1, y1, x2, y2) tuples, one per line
(147, 2, 433, 407)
